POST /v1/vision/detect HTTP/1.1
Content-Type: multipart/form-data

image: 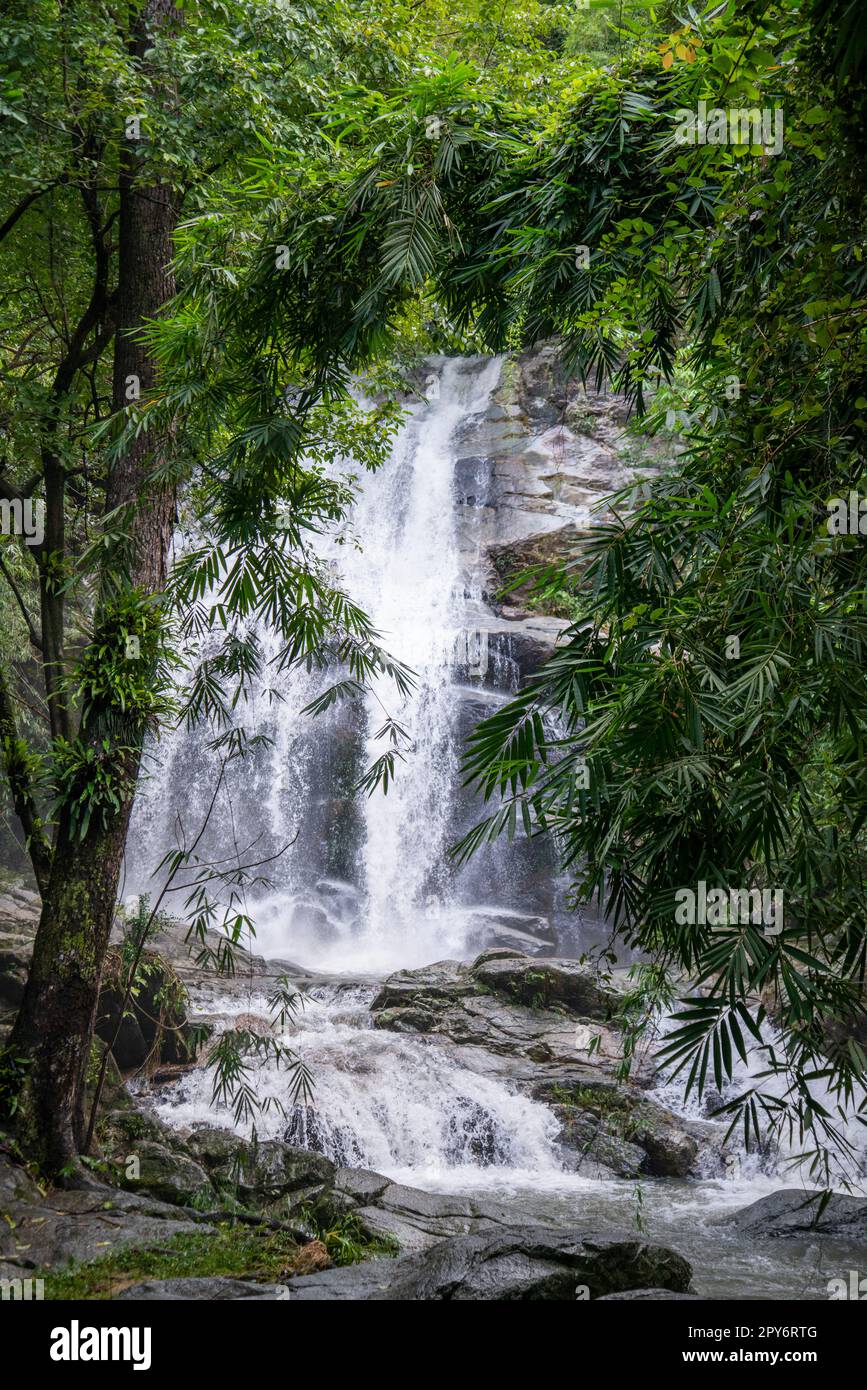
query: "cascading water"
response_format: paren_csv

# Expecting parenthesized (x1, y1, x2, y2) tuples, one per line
(147, 982, 565, 1185)
(126, 354, 866, 1298)
(127, 354, 564, 972)
(127, 352, 616, 1196)
(127, 352, 580, 1179)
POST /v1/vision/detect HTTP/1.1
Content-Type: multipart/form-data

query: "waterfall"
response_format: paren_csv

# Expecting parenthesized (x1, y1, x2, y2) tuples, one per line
(326, 355, 506, 969)
(127, 354, 563, 973)
(147, 983, 566, 1184)
(122, 350, 866, 1278)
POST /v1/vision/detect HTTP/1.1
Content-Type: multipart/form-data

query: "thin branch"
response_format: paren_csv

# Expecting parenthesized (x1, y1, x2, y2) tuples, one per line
(83, 760, 230, 1153)
(0, 183, 59, 246)
(0, 550, 43, 651)
(0, 661, 52, 895)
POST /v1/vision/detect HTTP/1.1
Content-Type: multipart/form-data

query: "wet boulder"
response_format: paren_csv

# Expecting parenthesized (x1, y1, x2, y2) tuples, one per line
(186, 1126, 335, 1211)
(537, 1079, 701, 1179)
(285, 1226, 693, 1301)
(95, 948, 197, 1072)
(721, 1190, 867, 1239)
(463, 909, 557, 958)
(469, 952, 625, 1019)
(371, 953, 627, 1065)
(371, 959, 474, 1013)
(118, 1140, 213, 1206)
(553, 1105, 645, 1179)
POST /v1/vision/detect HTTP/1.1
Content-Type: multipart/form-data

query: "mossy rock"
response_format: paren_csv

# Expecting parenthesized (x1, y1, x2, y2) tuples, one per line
(117, 1140, 214, 1206)
(553, 1104, 644, 1177)
(186, 1128, 335, 1212)
(95, 948, 197, 1072)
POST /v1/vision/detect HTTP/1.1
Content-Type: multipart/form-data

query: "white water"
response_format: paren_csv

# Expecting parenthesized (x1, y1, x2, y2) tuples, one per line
(650, 1016, 867, 1190)
(127, 354, 560, 973)
(149, 982, 564, 1184)
(127, 355, 865, 1297)
(247, 356, 510, 971)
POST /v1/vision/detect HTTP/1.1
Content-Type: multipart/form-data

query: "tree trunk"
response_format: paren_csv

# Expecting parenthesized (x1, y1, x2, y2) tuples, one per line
(7, 0, 180, 1176)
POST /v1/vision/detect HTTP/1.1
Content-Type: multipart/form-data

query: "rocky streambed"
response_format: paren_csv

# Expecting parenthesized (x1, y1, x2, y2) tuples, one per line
(2, 882, 866, 1301)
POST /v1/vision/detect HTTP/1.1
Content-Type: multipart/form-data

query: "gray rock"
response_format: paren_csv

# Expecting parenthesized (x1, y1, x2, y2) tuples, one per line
(113, 1276, 291, 1300)
(374, 1005, 437, 1033)
(485, 625, 565, 682)
(380, 990, 589, 1062)
(96, 949, 195, 1070)
(350, 1182, 539, 1254)
(470, 953, 624, 1019)
(721, 1189, 867, 1239)
(118, 1141, 213, 1206)
(371, 958, 475, 1013)
(186, 1127, 334, 1209)
(0, 1161, 214, 1271)
(183, 1125, 245, 1168)
(553, 1105, 645, 1179)
(332, 1168, 391, 1205)
(597, 1288, 703, 1300)
(371, 954, 625, 1066)
(0, 1148, 43, 1205)
(287, 1226, 692, 1301)
(100, 1105, 170, 1150)
(463, 909, 557, 958)
(529, 1073, 704, 1179)
(629, 1108, 699, 1179)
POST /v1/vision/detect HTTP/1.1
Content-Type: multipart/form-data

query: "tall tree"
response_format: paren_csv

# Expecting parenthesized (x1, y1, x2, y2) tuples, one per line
(0, 0, 411, 1174)
(7, 0, 182, 1173)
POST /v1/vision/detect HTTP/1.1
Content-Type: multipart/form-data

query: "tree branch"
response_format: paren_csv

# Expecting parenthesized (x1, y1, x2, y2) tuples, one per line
(0, 183, 60, 247)
(0, 662, 52, 896)
(0, 550, 43, 651)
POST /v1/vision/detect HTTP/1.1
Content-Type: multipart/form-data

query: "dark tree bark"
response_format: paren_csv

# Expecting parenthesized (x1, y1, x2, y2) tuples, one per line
(7, 0, 181, 1176)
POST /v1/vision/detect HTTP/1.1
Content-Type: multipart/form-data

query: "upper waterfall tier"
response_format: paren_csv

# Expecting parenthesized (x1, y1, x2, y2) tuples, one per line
(126, 350, 652, 973)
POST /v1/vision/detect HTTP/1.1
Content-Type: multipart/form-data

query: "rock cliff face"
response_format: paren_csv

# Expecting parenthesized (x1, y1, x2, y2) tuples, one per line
(448, 344, 658, 689)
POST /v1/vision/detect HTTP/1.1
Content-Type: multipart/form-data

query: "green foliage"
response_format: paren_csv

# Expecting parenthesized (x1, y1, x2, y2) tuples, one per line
(439, 3, 867, 1181)
(50, 735, 136, 840)
(3, 0, 867, 1187)
(0, 0, 429, 870)
(43, 1223, 304, 1301)
(47, 588, 177, 838)
(246, 0, 862, 1176)
(209, 978, 312, 1128)
(47, 592, 172, 842)
(71, 592, 176, 726)
(303, 1205, 400, 1263)
(0, 1044, 30, 1122)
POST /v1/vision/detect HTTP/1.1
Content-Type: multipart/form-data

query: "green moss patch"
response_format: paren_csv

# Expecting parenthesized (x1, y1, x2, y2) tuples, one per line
(44, 1223, 302, 1300)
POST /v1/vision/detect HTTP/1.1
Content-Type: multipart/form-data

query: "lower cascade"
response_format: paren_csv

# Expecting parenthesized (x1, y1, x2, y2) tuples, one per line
(149, 985, 564, 1182)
